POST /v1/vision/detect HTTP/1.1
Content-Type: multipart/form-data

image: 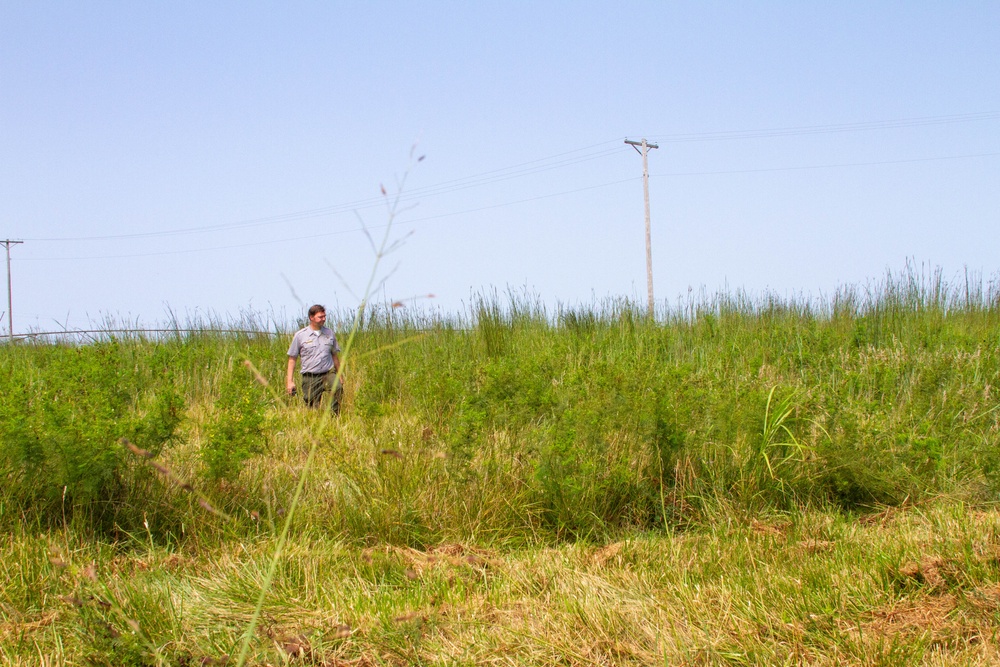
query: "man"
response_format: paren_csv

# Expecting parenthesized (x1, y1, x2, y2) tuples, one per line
(286, 304, 343, 415)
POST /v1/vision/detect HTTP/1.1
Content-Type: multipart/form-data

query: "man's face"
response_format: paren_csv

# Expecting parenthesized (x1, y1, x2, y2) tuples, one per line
(309, 310, 326, 329)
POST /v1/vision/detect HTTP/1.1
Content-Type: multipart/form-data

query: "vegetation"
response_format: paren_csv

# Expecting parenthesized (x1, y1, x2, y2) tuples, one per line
(2, 269, 1000, 664)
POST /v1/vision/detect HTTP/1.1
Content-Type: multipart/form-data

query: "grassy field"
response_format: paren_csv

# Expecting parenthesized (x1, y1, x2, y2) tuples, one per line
(2, 271, 1000, 665)
(6, 503, 1000, 665)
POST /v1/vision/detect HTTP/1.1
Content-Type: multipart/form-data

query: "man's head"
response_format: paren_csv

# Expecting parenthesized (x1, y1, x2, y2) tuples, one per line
(307, 304, 326, 329)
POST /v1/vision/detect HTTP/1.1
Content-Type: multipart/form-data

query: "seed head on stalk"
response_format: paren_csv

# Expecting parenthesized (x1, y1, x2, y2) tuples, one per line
(233, 151, 427, 667)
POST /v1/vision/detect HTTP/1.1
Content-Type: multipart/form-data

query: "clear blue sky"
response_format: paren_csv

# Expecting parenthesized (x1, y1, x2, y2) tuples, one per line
(2, 2, 998, 331)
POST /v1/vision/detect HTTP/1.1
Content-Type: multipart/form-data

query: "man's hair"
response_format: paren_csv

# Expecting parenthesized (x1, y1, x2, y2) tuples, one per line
(308, 304, 326, 318)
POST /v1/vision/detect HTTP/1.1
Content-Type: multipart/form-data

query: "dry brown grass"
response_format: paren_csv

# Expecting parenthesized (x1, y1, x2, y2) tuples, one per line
(5, 503, 1000, 665)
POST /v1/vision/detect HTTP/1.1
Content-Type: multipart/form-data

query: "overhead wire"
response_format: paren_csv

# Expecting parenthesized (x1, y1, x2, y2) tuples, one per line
(17, 111, 1000, 257)
(24, 140, 628, 242)
(649, 110, 1000, 143)
(19, 149, 1000, 262)
(653, 151, 1000, 177)
(20, 177, 643, 261)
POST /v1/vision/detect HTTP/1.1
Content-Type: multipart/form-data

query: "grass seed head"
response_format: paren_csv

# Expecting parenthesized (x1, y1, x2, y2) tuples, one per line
(242, 359, 269, 386)
(279, 634, 310, 658)
(121, 438, 153, 459)
(393, 612, 422, 623)
(197, 498, 222, 516)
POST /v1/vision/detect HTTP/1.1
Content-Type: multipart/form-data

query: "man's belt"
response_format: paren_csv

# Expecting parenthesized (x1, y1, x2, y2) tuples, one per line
(301, 371, 329, 377)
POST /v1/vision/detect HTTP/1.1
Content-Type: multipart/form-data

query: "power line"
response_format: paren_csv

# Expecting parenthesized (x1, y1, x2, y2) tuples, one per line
(24, 141, 628, 243)
(19, 112, 999, 245)
(652, 151, 1000, 177)
(17, 149, 1000, 262)
(20, 178, 642, 261)
(396, 139, 624, 193)
(649, 111, 1000, 143)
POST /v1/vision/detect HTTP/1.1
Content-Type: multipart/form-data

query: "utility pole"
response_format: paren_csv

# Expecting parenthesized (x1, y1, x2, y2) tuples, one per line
(625, 138, 658, 317)
(2, 240, 23, 340)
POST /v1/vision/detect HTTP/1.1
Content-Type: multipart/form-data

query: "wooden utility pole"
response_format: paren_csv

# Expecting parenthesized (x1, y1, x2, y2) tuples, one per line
(625, 138, 658, 317)
(2, 240, 22, 339)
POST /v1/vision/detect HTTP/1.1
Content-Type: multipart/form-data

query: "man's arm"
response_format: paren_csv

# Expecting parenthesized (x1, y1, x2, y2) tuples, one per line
(286, 356, 297, 394)
(332, 352, 341, 375)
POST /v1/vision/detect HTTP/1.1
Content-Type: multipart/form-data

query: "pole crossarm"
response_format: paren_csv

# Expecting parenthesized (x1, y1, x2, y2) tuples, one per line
(625, 139, 659, 149)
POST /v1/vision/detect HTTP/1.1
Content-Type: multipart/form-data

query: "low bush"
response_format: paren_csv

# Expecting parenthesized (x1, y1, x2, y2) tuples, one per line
(0, 341, 183, 530)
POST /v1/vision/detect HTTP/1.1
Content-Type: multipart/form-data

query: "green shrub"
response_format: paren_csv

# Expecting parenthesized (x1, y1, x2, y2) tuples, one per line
(201, 361, 272, 482)
(0, 341, 183, 527)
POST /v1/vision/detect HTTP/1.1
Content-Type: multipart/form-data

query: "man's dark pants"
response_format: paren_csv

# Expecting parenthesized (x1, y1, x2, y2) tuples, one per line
(301, 372, 343, 415)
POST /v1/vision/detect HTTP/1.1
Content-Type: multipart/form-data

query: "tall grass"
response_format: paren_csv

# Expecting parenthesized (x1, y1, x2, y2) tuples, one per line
(4, 267, 1000, 664)
(2, 267, 998, 544)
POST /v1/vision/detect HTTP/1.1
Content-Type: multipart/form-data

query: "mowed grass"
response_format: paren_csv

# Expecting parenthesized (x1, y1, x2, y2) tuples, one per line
(3, 269, 1000, 664)
(5, 503, 1000, 665)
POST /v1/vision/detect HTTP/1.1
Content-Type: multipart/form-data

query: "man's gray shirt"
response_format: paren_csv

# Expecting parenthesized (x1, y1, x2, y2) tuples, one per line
(287, 326, 340, 374)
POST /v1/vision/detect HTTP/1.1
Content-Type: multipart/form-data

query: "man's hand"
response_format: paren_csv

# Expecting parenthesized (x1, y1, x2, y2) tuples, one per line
(286, 356, 298, 396)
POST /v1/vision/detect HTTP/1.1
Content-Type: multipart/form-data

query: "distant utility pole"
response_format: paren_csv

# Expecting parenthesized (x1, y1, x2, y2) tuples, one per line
(625, 138, 658, 317)
(2, 240, 23, 339)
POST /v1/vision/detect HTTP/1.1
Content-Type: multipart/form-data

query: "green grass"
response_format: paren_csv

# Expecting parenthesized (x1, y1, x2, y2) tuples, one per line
(5, 503, 1000, 665)
(2, 267, 1000, 664)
